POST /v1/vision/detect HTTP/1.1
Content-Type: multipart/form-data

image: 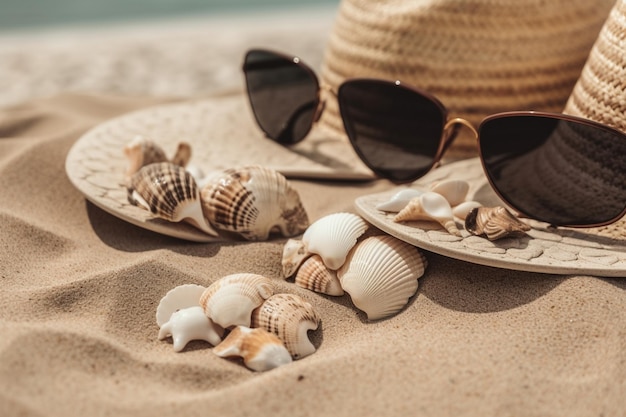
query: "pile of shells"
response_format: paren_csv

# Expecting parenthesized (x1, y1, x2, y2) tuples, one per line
(123, 136, 309, 241)
(376, 179, 530, 241)
(156, 273, 321, 372)
(283, 212, 428, 321)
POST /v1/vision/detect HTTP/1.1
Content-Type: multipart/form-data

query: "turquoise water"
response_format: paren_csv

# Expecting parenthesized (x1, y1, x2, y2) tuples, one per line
(0, 0, 338, 30)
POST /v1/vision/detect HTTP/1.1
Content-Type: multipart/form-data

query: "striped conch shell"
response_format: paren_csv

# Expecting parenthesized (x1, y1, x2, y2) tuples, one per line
(200, 273, 275, 329)
(393, 191, 461, 236)
(213, 326, 292, 372)
(294, 255, 344, 296)
(123, 136, 191, 183)
(465, 206, 531, 241)
(200, 166, 309, 241)
(251, 293, 320, 359)
(127, 162, 218, 236)
(338, 235, 428, 321)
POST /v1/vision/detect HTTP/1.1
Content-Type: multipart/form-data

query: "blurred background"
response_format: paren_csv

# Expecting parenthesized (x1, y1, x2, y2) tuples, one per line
(0, 0, 340, 107)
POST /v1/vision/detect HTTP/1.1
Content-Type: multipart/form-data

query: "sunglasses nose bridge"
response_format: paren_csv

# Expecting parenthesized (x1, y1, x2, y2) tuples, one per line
(314, 83, 336, 123)
(444, 117, 478, 139)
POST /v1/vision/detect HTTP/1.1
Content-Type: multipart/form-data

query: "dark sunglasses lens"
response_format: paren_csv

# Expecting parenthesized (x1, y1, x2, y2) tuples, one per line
(338, 80, 445, 183)
(479, 115, 626, 226)
(243, 50, 319, 144)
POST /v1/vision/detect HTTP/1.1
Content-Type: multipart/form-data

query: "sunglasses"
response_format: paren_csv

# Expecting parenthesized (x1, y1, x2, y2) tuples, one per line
(242, 48, 626, 228)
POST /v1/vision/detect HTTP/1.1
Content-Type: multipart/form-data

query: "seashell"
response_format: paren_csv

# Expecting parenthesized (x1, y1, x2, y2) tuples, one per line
(465, 206, 531, 241)
(337, 235, 427, 321)
(200, 273, 275, 329)
(452, 201, 483, 220)
(200, 166, 309, 241)
(281, 238, 311, 278)
(123, 136, 192, 183)
(251, 293, 320, 359)
(375, 188, 424, 212)
(156, 283, 207, 327)
(302, 212, 369, 270)
(127, 162, 218, 236)
(430, 179, 470, 207)
(170, 142, 192, 168)
(393, 192, 461, 236)
(213, 326, 292, 372)
(295, 255, 344, 296)
(158, 306, 224, 352)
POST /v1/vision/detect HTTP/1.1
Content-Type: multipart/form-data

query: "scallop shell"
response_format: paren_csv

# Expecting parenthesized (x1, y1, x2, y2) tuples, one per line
(156, 283, 207, 327)
(452, 200, 483, 220)
(200, 166, 309, 241)
(295, 255, 344, 296)
(281, 238, 311, 278)
(337, 235, 428, 321)
(251, 293, 320, 359)
(302, 212, 369, 270)
(158, 306, 224, 352)
(200, 273, 275, 329)
(375, 188, 424, 212)
(213, 326, 292, 372)
(393, 192, 461, 236)
(465, 206, 531, 241)
(430, 179, 470, 207)
(127, 162, 218, 236)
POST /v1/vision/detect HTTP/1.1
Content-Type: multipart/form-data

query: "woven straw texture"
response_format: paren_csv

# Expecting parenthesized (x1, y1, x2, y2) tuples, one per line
(564, 0, 626, 133)
(320, 0, 615, 156)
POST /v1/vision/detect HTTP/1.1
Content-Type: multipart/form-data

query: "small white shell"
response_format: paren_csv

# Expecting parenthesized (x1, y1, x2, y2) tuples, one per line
(200, 273, 275, 329)
(375, 188, 424, 212)
(302, 212, 369, 270)
(430, 179, 470, 207)
(156, 284, 207, 327)
(452, 200, 483, 220)
(213, 326, 292, 372)
(127, 162, 218, 236)
(251, 293, 320, 359)
(158, 306, 224, 352)
(295, 255, 344, 296)
(200, 166, 309, 241)
(338, 235, 427, 321)
(394, 192, 461, 236)
(281, 238, 311, 278)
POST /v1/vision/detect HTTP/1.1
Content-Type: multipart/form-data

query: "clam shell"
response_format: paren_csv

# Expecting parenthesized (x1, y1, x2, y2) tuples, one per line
(156, 283, 207, 327)
(251, 293, 320, 359)
(127, 162, 218, 236)
(200, 273, 275, 329)
(281, 238, 311, 278)
(452, 200, 483, 220)
(394, 192, 461, 236)
(302, 212, 369, 270)
(213, 326, 292, 372)
(465, 206, 531, 241)
(375, 188, 424, 212)
(200, 166, 309, 241)
(158, 306, 224, 352)
(295, 255, 344, 296)
(337, 235, 427, 321)
(430, 179, 470, 207)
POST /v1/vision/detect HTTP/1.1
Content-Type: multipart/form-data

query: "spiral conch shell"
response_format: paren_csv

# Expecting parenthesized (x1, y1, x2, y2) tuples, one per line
(393, 191, 461, 236)
(338, 235, 428, 321)
(200, 166, 309, 241)
(123, 136, 191, 183)
(251, 293, 321, 359)
(200, 273, 275, 329)
(127, 162, 218, 236)
(465, 206, 530, 241)
(213, 326, 292, 372)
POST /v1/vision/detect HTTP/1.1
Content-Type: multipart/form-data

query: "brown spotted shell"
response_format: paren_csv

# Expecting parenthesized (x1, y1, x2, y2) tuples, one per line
(295, 255, 344, 296)
(465, 206, 531, 241)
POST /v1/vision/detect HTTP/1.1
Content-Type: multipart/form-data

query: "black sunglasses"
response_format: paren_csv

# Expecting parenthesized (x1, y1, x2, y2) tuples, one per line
(242, 48, 626, 228)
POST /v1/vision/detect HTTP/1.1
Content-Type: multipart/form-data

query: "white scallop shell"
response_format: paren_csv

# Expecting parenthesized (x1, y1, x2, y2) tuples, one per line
(281, 238, 311, 278)
(213, 326, 292, 372)
(127, 162, 218, 236)
(302, 212, 369, 270)
(394, 192, 461, 236)
(158, 306, 224, 352)
(156, 283, 207, 327)
(295, 254, 344, 296)
(337, 235, 428, 321)
(452, 200, 483, 220)
(200, 166, 309, 241)
(430, 179, 470, 207)
(199, 273, 275, 329)
(375, 188, 424, 212)
(251, 293, 320, 359)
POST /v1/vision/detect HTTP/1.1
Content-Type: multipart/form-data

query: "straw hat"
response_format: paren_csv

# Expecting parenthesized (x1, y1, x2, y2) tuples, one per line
(319, 0, 615, 156)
